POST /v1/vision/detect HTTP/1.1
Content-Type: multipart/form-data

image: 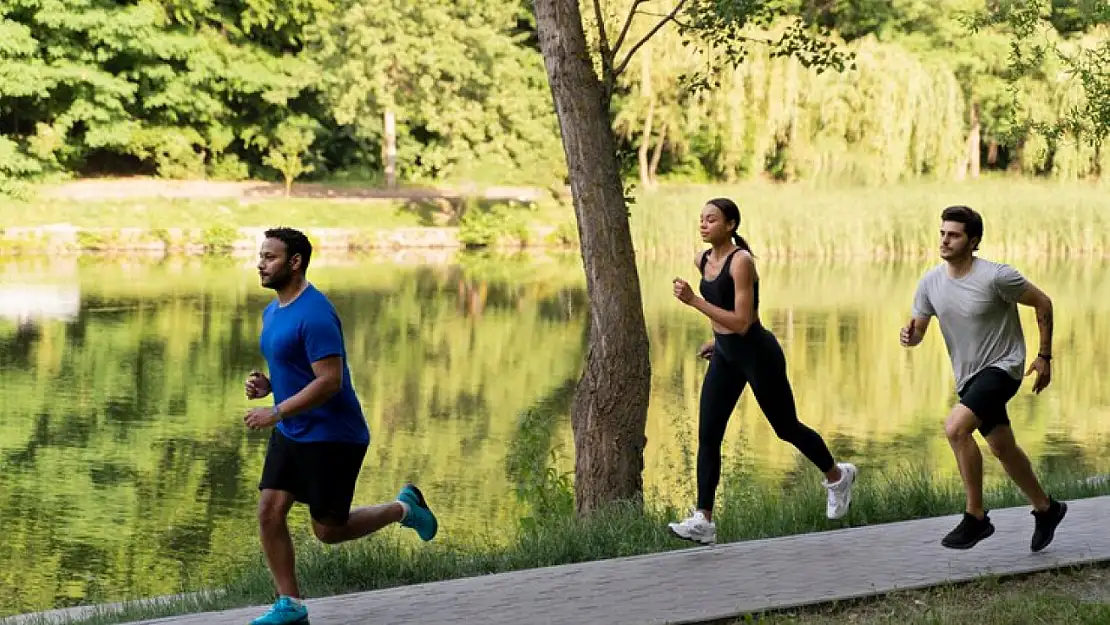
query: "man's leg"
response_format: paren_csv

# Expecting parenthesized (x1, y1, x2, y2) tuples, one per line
(940, 403, 996, 549)
(312, 503, 404, 544)
(305, 441, 439, 545)
(252, 431, 311, 625)
(985, 425, 1068, 552)
(258, 489, 299, 598)
(945, 403, 985, 518)
(985, 425, 1050, 511)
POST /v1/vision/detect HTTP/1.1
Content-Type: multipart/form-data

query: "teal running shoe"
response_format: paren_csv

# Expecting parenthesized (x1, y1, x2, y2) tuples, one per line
(250, 596, 308, 625)
(398, 482, 438, 541)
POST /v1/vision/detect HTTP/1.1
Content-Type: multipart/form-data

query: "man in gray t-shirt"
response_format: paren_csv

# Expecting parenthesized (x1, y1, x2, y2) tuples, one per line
(911, 257, 1029, 393)
(900, 205, 1066, 553)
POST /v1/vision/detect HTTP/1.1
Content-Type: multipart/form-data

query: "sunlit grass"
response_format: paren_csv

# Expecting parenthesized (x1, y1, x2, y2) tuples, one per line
(630, 178, 1110, 262)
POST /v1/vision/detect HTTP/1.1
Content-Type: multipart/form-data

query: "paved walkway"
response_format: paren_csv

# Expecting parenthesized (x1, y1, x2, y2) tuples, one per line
(12, 496, 1110, 625)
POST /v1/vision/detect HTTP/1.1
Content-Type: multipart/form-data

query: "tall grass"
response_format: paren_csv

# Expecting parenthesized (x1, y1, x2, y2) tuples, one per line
(12, 460, 1110, 625)
(630, 178, 1110, 262)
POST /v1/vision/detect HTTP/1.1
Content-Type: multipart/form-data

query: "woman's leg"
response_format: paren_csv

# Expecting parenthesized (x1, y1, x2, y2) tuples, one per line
(741, 326, 857, 519)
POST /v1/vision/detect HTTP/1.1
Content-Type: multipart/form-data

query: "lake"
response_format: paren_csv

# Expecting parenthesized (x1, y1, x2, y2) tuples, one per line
(2, 251, 1109, 616)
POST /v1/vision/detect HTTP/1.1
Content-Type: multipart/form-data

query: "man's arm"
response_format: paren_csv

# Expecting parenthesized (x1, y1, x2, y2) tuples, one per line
(274, 356, 343, 419)
(1017, 283, 1053, 358)
(902, 316, 932, 347)
(903, 277, 934, 347)
(275, 312, 346, 420)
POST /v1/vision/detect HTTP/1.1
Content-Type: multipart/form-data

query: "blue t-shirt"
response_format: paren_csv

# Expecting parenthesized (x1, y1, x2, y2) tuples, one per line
(259, 284, 369, 444)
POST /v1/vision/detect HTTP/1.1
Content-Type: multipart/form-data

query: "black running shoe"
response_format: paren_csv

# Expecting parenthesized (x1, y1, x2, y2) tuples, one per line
(1031, 499, 1068, 552)
(941, 512, 995, 550)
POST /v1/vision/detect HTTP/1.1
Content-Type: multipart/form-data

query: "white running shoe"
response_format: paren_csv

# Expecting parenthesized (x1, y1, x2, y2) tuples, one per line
(667, 510, 717, 545)
(823, 462, 857, 520)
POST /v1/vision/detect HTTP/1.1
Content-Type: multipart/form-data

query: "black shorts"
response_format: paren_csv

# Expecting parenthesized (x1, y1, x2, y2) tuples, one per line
(258, 429, 368, 526)
(958, 366, 1022, 436)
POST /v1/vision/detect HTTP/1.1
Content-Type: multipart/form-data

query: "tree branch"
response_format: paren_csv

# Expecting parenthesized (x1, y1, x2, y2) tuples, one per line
(612, 0, 648, 59)
(592, 0, 612, 63)
(592, 0, 618, 97)
(613, 0, 688, 80)
(638, 10, 693, 29)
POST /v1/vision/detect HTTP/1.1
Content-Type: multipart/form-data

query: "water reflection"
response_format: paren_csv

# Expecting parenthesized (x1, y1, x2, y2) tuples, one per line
(0, 253, 1108, 615)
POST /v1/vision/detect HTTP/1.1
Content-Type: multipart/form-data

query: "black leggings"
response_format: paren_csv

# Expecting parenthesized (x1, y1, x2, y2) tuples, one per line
(697, 323, 835, 511)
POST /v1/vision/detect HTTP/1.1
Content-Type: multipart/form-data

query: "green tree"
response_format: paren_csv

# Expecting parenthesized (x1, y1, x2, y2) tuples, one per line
(0, 0, 326, 181)
(261, 115, 319, 196)
(969, 0, 1109, 144)
(308, 0, 566, 185)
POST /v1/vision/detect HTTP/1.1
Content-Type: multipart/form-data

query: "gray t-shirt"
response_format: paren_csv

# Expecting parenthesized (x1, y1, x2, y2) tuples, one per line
(911, 258, 1029, 392)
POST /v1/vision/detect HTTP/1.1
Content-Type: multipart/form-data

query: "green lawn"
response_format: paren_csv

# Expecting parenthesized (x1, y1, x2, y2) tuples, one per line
(750, 565, 1110, 624)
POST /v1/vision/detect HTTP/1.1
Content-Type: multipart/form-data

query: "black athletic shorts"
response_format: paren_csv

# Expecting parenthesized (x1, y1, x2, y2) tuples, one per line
(258, 428, 368, 526)
(957, 366, 1022, 436)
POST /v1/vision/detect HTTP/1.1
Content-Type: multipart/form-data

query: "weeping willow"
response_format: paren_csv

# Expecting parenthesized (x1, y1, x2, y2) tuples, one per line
(702, 37, 968, 185)
(615, 21, 1106, 185)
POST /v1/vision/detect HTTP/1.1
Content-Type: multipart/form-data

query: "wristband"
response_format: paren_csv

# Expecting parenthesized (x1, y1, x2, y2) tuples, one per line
(1037, 353, 1052, 361)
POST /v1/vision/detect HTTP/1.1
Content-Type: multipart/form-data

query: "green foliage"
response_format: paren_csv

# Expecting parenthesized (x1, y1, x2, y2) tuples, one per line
(505, 378, 579, 524)
(458, 201, 536, 248)
(0, 0, 1106, 195)
(682, 1, 856, 83)
(0, 136, 41, 199)
(965, 0, 1110, 144)
(0, 0, 324, 183)
(307, 0, 565, 184)
(261, 115, 319, 195)
(201, 225, 240, 253)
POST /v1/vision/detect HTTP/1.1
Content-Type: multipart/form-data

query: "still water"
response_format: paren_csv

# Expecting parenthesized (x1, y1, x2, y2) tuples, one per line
(1, 252, 1109, 615)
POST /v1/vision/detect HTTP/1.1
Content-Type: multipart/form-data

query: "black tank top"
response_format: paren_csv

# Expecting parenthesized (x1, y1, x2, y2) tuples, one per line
(698, 249, 759, 315)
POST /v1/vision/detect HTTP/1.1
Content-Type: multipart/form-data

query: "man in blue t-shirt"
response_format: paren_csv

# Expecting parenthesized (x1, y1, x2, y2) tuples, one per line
(242, 227, 438, 625)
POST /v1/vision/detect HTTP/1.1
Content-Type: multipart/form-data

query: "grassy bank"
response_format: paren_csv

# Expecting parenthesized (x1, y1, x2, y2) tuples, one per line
(1, 197, 423, 230)
(14, 461, 1110, 625)
(3, 178, 1107, 257)
(629, 178, 1110, 261)
(750, 564, 1110, 624)
(0, 194, 576, 254)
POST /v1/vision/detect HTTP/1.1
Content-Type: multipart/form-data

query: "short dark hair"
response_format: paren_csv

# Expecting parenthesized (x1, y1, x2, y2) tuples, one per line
(940, 205, 983, 248)
(264, 227, 312, 272)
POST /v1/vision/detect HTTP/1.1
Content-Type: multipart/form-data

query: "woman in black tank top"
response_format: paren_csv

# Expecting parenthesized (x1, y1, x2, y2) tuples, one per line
(666, 198, 858, 545)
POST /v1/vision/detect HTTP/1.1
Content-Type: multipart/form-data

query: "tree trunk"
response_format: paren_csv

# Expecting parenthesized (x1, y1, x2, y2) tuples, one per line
(639, 98, 656, 189)
(968, 103, 981, 179)
(638, 49, 655, 190)
(649, 124, 666, 186)
(986, 140, 999, 167)
(534, 0, 651, 517)
(956, 101, 981, 181)
(383, 109, 397, 189)
(1009, 142, 1025, 173)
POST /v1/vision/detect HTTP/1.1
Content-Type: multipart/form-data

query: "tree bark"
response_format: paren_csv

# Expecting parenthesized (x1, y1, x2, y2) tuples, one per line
(968, 102, 981, 179)
(638, 49, 655, 189)
(383, 109, 397, 189)
(649, 124, 666, 186)
(986, 140, 999, 167)
(956, 101, 981, 181)
(639, 98, 656, 189)
(533, 0, 651, 516)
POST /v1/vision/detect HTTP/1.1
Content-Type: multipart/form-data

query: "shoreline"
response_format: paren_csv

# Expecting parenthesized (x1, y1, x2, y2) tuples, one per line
(0, 224, 570, 255)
